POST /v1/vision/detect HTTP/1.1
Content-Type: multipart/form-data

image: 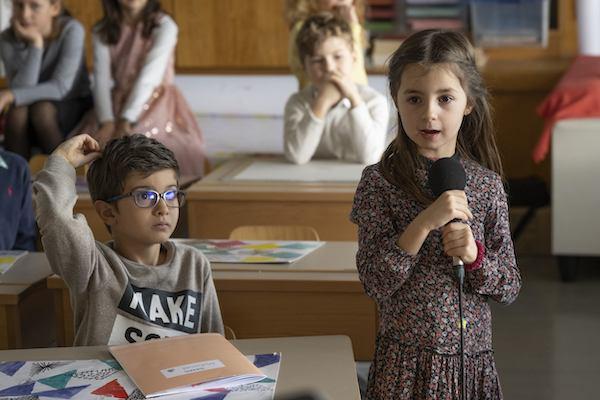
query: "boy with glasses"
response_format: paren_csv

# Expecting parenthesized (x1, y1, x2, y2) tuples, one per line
(34, 134, 223, 346)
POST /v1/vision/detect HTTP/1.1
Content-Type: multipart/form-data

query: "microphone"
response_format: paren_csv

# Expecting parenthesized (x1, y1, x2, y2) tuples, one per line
(428, 156, 468, 400)
(427, 156, 467, 272)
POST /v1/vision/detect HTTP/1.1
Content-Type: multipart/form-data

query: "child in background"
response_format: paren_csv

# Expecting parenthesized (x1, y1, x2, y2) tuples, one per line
(285, 0, 367, 89)
(0, 149, 36, 251)
(284, 13, 388, 165)
(0, 0, 92, 159)
(33, 134, 223, 345)
(351, 30, 521, 399)
(78, 0, 205, 177)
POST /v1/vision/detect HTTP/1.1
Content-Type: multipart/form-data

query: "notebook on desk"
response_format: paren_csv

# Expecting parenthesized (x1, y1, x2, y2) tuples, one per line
(109, 333, 267, 398)
(0, 352, 280, 399)
(185, 240, 325, 263)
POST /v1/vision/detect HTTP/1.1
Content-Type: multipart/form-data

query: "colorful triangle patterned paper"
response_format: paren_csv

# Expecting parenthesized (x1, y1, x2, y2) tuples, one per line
(0, 382, 34, 396)
(38, 370, 76, 389)
(0, 361, 26, 377)
(33, 384, 89, 398)
(91, 378, 128, 398)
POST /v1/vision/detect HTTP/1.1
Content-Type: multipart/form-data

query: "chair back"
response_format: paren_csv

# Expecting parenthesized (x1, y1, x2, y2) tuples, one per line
(229, 225, 320, 241)
(28, 154, 48, 176)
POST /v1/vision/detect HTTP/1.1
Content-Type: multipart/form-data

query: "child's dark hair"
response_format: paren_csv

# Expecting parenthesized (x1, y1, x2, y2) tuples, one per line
(381, 29, 503, 205)
(87, 134, 179, 203)
(295, 12, 354, 65)
(95, 0, 163, 45)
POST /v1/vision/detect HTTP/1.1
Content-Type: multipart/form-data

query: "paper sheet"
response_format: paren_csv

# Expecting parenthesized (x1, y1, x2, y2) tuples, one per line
(189, 240, 324, 264)
(231, 160, 364, 182)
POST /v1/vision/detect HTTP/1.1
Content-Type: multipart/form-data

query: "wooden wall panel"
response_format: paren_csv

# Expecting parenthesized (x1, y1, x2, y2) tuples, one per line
(174, 0, 289, 70)
(64, 0, 175, 67)
(483, 58, 572, 182)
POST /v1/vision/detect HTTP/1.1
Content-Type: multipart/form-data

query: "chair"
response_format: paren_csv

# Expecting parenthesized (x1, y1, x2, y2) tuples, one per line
(28, 154, 48, 176)
(507, 176, 550, 242)
(228, 225, 320, 241)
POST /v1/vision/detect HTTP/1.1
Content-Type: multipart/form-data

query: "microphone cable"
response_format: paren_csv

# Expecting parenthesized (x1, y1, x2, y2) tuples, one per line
(454, 257, 466, 400)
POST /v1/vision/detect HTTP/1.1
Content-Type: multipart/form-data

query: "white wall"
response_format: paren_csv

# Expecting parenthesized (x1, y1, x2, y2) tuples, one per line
(173, 74, 396, 157)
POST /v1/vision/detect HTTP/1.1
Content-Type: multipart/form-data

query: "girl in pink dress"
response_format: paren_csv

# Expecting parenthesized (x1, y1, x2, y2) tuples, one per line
(80, 0, 204, 176)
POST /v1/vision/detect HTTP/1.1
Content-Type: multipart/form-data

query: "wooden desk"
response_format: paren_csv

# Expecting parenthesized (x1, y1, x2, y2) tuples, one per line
(186, 157, 360, 240)
(0, 252, 52, 285)
(0, 253, 53, 350)
(48, 241, 377, 360)
(0, 285, 29, 349)
(0, 335, 360, 400)
(209, 241, 376, 361)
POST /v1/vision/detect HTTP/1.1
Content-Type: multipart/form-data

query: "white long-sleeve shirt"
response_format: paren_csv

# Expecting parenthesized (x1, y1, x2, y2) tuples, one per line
(284, 85, 389, 165)
(92, 15, 178, 124)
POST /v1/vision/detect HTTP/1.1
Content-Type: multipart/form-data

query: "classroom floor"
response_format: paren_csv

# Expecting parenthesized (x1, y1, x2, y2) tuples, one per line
(17, 209, 600, 400)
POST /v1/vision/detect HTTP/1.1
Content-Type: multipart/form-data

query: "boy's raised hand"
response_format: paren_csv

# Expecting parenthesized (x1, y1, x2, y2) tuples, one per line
(54, 134, 102, 169)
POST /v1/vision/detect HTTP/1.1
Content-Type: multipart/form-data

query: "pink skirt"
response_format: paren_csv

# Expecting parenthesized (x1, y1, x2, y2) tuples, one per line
(75, 84, 205, 177)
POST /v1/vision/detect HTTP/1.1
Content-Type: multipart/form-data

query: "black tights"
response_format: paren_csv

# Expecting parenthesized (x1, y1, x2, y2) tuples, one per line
(4, 101, 64, 159)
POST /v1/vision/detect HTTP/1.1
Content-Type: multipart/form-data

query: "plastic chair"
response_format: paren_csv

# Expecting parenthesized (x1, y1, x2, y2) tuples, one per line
(228, 225, 320, 241)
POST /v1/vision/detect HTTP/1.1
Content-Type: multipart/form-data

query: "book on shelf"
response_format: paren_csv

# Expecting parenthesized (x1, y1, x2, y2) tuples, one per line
(110, 333, 269, 398)
(407, 18, 464, 30)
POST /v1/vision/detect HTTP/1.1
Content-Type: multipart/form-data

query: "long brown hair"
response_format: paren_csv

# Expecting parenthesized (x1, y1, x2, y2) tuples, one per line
(381, 29, 503, 205)
(95, 0, 163, 45)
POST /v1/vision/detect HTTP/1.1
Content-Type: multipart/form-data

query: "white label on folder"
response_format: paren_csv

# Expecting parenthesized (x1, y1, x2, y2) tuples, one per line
(160, 359, 225, 379)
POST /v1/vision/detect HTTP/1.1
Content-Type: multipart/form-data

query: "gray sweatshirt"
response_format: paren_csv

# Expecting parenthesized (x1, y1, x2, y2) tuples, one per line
(0, 16, 91, 106)
(33, 155, 224, 346)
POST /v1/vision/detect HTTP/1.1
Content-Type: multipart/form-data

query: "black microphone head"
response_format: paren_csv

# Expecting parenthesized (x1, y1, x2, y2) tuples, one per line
(428, 157, 466, 197)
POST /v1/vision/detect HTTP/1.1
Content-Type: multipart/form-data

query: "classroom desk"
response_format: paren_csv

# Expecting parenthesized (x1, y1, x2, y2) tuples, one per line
(0, 253, 52, 285)
(0, 285, 29, 349)
(47, 241, 377, 360)
(186, 157, 360, 240)
(0, 335, 360, 400)
(0, 253, 53, 350)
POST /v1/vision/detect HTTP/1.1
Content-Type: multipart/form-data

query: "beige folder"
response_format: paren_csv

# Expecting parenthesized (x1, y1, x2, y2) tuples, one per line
(110, 333, 265, 398)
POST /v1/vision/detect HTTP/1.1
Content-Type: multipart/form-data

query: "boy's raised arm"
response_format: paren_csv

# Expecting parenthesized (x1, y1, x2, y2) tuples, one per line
(33, 135, 102, 290)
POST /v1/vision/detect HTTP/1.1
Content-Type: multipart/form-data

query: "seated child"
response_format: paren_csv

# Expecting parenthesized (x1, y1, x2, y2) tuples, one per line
(33, 134, 224, 346)
(283, 12, 388, 165)
(285, 0, 369, 89)
(0, 149, 36, 251)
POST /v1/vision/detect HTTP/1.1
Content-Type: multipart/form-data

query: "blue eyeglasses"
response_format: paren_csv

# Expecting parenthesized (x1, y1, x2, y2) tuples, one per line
(106, 188, 185, 209)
